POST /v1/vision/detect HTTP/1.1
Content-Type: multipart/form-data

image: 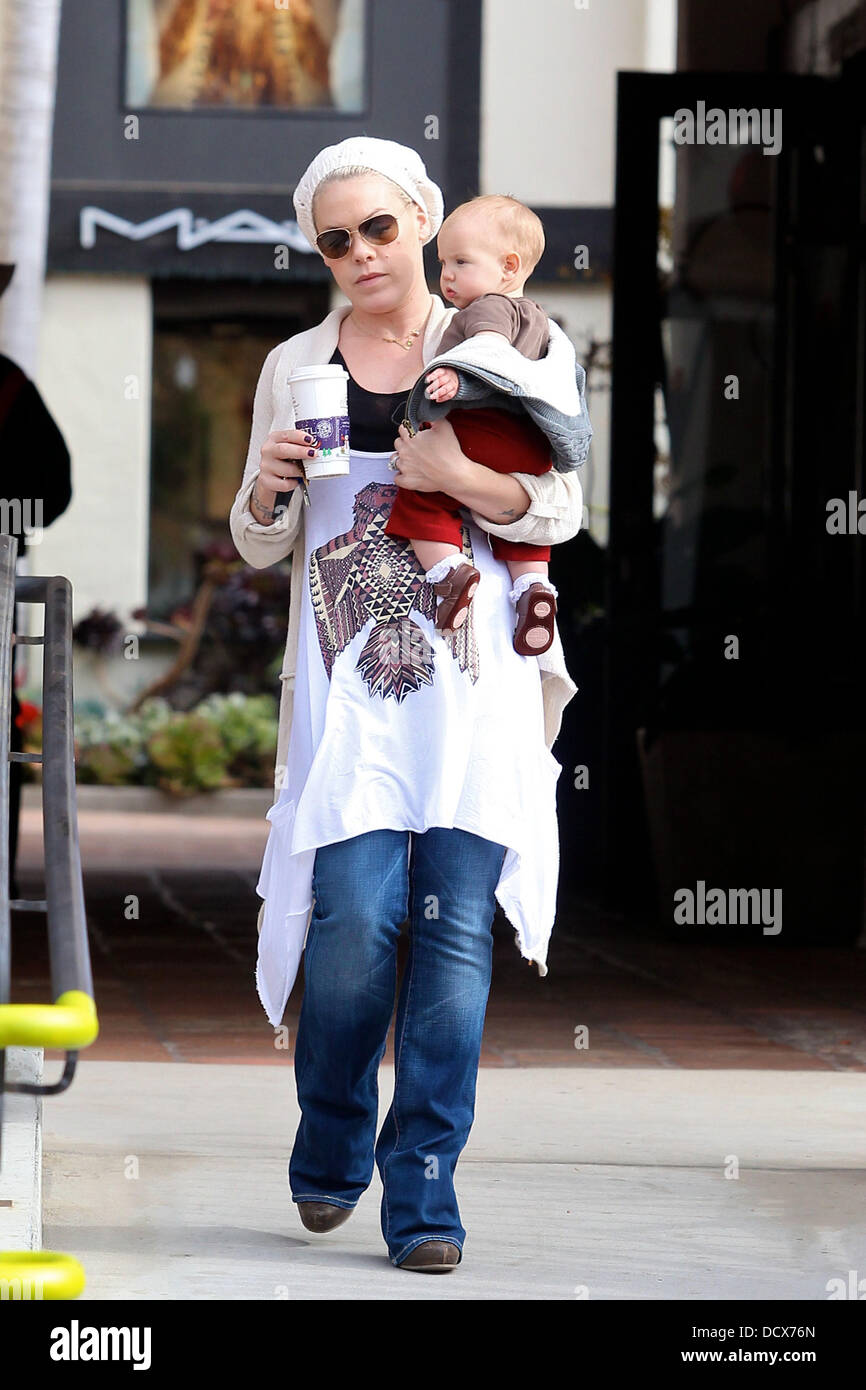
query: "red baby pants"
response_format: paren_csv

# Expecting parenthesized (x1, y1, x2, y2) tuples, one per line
(384, 405, 552, 562)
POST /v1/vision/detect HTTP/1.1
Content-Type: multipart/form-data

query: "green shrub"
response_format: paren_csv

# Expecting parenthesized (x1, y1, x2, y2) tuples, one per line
(72, 692, 278, 794)
(145, 712, 231, 796)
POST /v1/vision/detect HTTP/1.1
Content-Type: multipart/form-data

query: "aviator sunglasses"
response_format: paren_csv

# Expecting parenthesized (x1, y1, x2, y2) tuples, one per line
(315, 209, 406, 260)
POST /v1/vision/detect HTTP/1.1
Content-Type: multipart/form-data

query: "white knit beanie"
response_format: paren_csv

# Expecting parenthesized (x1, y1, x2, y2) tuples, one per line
(293, 136, 444, 252)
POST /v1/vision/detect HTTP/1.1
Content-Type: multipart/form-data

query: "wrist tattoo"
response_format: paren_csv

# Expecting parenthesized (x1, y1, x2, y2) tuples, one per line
(498, 507, 518, 518)
(252, 483, 277, 520)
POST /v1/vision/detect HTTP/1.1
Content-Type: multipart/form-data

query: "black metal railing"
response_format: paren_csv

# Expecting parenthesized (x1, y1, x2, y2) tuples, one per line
(0, 533, 96, 1299)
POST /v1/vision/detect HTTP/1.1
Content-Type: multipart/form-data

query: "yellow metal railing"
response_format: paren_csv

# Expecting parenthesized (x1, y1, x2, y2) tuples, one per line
(0, 992, 98, 1051)
(0, 1251, 86, 1301)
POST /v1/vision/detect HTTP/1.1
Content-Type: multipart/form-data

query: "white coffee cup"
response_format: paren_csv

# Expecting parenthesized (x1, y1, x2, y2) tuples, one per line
(288, 365, 351, 479)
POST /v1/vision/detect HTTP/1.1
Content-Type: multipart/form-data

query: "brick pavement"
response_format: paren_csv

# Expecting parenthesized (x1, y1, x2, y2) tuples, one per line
(11, 808, 866, 1070)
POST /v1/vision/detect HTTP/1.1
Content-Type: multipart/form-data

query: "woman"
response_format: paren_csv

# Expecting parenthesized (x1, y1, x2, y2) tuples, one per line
(229, 137, 584, 1273)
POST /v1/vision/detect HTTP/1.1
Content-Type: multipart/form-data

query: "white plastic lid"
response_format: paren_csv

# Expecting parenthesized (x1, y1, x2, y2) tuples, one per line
(287, 365, 349, 383)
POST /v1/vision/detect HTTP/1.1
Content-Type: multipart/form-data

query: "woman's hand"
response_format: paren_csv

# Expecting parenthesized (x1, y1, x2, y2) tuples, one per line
(259, 428, 320, 494)
(391, 419, 465, 493)
(391, 418, 531, 523)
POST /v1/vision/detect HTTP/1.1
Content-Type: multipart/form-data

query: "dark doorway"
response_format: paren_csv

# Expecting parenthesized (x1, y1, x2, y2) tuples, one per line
(604, 71, 866, 943)
(149, 279, 329, 618)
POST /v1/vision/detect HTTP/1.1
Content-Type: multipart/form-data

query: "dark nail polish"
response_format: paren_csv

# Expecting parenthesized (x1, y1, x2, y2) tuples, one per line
(304, 434, 315, 443)
(307, 449, 317, 456)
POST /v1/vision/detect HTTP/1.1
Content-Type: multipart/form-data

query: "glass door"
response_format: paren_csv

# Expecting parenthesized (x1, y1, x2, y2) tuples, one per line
(605, 71, 866, 940)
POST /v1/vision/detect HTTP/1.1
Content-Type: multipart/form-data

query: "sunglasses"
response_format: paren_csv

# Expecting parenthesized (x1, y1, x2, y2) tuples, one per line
(315, 210, 404, 260)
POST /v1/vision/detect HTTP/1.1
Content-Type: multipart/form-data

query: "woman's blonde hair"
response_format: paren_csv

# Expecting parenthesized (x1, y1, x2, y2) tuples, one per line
(311, 166, 418, 231)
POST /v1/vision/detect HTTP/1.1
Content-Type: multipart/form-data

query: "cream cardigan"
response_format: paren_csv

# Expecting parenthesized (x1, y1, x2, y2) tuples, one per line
(229, 293, 583, 792)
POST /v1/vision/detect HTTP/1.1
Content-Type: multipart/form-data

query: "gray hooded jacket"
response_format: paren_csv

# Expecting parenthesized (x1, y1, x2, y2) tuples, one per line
(403, 316, 592, 472)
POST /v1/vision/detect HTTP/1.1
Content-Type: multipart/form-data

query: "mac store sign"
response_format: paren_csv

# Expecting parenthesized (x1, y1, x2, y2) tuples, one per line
(46, 0, 479, 281)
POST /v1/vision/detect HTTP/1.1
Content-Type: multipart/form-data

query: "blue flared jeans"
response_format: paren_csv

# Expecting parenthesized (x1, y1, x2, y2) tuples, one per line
(288, 825, 507, 1266)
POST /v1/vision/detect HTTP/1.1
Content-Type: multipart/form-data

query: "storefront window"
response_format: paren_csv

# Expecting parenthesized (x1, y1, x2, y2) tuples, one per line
(148, 283, 328, 617)
(125, 0, 366, 111)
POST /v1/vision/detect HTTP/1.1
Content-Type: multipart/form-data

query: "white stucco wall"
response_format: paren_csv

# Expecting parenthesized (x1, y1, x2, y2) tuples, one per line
(480, 0, 675, 205)
(480, 0, 674, 544)
(30, 274, 151, 622)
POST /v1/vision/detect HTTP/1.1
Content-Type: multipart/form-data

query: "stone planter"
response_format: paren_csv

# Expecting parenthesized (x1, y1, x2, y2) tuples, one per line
(22, 784, 274, 819)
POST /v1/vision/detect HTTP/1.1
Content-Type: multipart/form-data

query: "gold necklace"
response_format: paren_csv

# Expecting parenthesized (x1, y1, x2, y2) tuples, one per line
(348, 313, 426, 351)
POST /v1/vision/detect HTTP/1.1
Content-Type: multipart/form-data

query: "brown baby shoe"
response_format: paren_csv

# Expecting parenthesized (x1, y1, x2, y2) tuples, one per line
(432, 562, 481, 633)
(513, 583, 557, 655)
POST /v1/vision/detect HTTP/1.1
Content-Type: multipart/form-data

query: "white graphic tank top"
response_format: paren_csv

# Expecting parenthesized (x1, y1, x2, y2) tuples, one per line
(254, 448, 563, 1025)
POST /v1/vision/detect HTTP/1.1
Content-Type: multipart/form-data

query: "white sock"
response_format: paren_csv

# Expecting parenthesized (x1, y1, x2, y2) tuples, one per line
(425, 553, 465, 584)
(508, 572, 558, 605)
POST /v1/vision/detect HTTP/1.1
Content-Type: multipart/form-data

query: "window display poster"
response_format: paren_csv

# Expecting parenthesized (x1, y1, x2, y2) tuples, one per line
(125, 0, 365, 111)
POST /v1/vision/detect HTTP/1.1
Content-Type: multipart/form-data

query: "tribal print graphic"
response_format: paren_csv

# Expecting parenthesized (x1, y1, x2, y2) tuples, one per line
(308, 481, 479, 702)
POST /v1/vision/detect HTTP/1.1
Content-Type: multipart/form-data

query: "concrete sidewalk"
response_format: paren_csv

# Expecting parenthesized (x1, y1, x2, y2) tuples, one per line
(41, 1061, 866, 1300)
(0, 1049, 42, 1253)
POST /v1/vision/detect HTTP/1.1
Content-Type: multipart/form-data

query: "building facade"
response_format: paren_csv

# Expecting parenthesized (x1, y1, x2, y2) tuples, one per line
(31, 0, 676, 641)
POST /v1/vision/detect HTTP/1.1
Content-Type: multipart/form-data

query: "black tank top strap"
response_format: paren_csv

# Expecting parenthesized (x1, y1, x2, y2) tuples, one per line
(330, 345, 410, 453)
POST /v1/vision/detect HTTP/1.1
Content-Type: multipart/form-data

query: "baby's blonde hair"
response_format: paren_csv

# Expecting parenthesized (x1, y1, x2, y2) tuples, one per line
(441, 195, 545, 275)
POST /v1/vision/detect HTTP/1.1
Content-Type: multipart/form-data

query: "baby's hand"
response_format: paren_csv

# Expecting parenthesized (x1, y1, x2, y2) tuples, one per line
(425, 366, 459, 402)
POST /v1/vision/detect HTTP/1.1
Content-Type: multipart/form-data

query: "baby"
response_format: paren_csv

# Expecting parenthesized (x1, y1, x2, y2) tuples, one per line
(384, 194, 559, 655)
